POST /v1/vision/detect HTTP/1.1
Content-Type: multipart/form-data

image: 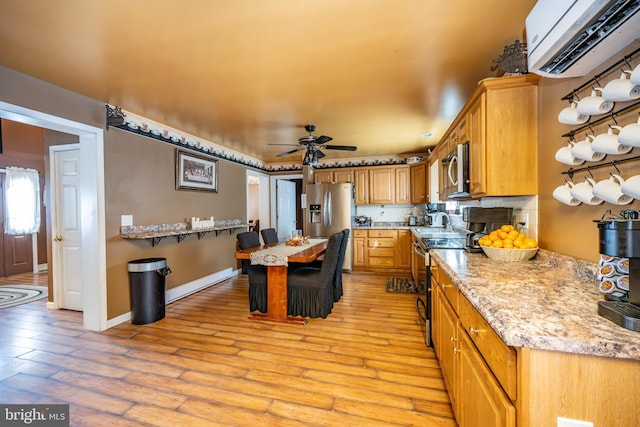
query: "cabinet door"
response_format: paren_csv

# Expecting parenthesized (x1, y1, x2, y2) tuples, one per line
(333, 169, 354, 183)
(410, 163, 427, 204)
(314, 169, 334, 183)
(353, 169, 369, 205)
(458, 330, 515, 427)
(353, 237, 366, 267)
(394, 166, 410, 204)
(431, 272, 441, 357)
(369, 167, 395, 204)
(436, 142, 449, 200)
(396, 230, 411, 269)
(439, 296, 459, 413)
(468, 94, 486, 197)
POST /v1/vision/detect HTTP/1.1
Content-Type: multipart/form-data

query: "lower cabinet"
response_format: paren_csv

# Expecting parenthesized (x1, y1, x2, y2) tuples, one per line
(352, 229, 410, 274)
(432, 262, 515, 427)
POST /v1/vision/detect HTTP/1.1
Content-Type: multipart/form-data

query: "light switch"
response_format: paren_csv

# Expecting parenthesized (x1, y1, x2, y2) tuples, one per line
(121, 215, 133, 226)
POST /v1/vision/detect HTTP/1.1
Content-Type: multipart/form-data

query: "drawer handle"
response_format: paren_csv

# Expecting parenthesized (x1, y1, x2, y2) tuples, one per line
(453, 348, 461, 353)
(469, 326, 485, 334)
(442, 284, 452, 288)
(449, 336, 457, 342)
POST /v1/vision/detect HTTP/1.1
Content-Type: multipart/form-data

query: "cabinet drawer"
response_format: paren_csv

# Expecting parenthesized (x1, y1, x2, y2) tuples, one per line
(368, 239, 395, 248)
(368, 247, 394, 257)
(368, 256, 394, 267)
(353, 229, 367, 238)
(368, 229, 395, 238)
(459, 294, 517, 401)
(437, 268, 459, 313)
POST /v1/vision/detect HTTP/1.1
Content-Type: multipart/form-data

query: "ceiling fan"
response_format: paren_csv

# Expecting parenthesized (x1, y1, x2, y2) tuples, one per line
(271, 124, 357, 165)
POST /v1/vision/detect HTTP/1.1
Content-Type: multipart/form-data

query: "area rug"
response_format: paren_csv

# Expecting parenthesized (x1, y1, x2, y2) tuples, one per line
(385, 277, 418, 293)
(0, 285, 48, 309)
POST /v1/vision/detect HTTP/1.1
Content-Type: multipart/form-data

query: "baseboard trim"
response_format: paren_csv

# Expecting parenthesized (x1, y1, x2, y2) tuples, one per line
(165, 267, 233, 304)
(105, 267, 236, 329)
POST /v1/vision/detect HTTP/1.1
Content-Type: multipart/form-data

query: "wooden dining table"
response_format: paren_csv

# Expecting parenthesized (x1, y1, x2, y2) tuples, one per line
(235, 239, 328, 325)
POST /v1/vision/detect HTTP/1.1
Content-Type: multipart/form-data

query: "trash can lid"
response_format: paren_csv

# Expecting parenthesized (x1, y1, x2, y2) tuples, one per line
(128, 258, 167, 272)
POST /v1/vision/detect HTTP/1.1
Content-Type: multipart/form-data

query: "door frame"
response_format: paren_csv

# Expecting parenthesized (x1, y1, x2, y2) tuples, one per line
(0, 101, 107, 331)
(246, 169, 270, 235)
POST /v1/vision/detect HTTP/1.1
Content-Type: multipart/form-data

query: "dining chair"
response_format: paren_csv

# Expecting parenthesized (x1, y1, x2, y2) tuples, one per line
(237, 231, 261, 274)
(237, 231, 268, 313)
(307, 228, 349, 302)
(287, 231, 343, 319)
(333, 228, 350, 302)
(260, 228, 278, 244)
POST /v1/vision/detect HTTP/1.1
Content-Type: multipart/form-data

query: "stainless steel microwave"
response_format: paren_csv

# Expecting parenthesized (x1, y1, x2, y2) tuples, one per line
(441, 142, 470, 198)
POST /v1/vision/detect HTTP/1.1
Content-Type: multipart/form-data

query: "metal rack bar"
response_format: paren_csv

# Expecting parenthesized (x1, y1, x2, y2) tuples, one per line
(561, 46, 640, 101)
(561, 155, 640, 179)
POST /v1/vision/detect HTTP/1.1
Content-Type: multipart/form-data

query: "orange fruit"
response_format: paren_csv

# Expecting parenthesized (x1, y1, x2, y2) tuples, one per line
(501, 224, 514, 232)
(492, 240, 504, 248)
(498, 230, 509, 240)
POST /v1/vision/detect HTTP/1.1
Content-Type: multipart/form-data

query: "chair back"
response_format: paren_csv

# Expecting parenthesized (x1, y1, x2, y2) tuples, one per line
(336, 228, 350, 271)
(318, 232, 344, 285)
(237, 231, 261, 249)
(261, 228, 278, 244)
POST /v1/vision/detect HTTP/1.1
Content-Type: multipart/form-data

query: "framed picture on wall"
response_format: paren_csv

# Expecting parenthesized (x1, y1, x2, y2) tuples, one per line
(175, 149, 218, 192)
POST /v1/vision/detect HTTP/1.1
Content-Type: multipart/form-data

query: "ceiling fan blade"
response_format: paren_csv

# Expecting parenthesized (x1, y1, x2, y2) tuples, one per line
(314, 135, 333, 145)
(323, 145, 357, 151)
(276, 147, 304, 157)
(315, 150, 326, 159)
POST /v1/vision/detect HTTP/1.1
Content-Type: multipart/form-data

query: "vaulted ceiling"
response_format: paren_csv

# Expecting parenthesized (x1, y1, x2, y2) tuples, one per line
(0, 0, 537, 163)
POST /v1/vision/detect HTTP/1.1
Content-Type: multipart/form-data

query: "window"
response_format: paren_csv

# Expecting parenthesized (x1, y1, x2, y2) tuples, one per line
(4, 167, 40, 235)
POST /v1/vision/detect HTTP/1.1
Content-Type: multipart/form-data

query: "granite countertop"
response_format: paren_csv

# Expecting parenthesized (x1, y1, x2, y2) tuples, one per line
(430, 249, 640, 360)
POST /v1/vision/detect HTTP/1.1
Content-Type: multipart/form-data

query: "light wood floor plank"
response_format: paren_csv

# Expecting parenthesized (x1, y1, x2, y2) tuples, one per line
(0, 270, 455, 426)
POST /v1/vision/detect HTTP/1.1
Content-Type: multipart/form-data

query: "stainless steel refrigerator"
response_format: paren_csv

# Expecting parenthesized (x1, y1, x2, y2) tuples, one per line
(304, 182, 353, 272)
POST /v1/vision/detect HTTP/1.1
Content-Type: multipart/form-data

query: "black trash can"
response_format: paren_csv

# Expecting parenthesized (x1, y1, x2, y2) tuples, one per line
(127, 258, 171, 325)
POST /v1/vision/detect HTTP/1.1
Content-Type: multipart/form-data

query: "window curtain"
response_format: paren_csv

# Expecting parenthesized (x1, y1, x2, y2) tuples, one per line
(3, 167, 41, 235)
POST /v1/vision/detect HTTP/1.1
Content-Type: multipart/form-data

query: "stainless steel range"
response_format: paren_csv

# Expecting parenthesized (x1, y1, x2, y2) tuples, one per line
(413, 229, 465, 347)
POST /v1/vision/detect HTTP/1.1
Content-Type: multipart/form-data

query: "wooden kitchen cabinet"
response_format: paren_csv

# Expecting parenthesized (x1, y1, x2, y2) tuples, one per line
(353, 169, 369, 205)
(352, 229, 367, 268)
(458, 329, 515, 427)
(431, 261, 515, 427)
(314, 168, 354, 183)
(395, 165, 410, 204)
(354, 165, 410, 205)
(369, 167, 395, 204)
(409, 162, 427, 204)
(396, 230, 411, 269)
(352, 229, 410, 274)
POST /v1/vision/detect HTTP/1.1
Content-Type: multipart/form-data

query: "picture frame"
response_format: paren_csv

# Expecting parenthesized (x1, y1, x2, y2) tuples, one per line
(175, 149, 218, 192)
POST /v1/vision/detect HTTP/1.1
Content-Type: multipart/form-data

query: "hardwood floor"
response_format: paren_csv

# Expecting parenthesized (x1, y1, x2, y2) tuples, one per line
(0, 271, 455, 426)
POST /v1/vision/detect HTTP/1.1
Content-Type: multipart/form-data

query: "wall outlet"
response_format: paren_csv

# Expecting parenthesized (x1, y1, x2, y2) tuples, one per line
(521, 213, 529, 229)
(557, 417, 593, 427)
(121, 215, 133, 226)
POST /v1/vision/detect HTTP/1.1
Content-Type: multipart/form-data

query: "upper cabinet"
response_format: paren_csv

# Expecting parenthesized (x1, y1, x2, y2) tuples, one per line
(409, 162, 428, 204)
(369, 167, 396, 204)
(436, 74, 539, 199)
(314, 169, 353, 183)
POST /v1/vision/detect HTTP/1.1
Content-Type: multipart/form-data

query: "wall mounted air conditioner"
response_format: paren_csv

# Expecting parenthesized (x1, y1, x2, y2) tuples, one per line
(526, 0, 640, 78)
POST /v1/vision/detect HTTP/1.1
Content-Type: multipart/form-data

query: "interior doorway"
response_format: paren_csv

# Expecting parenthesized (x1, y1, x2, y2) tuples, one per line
(0, 101, 107, 331)
(269, 174, 303, 241)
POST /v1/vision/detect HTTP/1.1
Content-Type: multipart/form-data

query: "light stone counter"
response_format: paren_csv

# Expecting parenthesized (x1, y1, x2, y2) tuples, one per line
(431, 248, 640, 360)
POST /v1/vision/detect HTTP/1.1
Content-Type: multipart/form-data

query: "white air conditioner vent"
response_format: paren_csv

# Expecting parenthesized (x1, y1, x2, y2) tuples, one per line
(527, 0, 640, 78)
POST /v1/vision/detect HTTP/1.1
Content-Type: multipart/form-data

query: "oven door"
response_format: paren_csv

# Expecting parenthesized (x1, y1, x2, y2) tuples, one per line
(414, 242, 431, 347)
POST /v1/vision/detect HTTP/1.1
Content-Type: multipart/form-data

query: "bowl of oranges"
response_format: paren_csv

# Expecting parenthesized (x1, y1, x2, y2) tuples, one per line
(477, 224, 538, 262)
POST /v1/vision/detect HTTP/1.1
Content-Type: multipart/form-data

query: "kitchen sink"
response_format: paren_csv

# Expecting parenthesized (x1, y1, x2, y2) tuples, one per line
(411, 227, 465, 239)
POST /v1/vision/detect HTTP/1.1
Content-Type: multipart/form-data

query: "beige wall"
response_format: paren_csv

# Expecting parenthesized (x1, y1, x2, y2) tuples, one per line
(0, 65, 252, 319)
(537, 41, 640, 263)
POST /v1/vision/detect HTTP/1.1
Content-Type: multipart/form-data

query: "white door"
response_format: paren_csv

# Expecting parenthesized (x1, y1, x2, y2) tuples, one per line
(52, 147, 83, 311)
(275, 179, 297, 241)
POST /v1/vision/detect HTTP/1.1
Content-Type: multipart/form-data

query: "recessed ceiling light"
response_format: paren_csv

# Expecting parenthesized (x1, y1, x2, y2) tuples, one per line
(421, 132, 433, 138)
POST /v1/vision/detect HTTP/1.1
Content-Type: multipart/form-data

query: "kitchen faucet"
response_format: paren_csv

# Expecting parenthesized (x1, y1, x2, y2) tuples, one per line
(434, 212, 453, 231)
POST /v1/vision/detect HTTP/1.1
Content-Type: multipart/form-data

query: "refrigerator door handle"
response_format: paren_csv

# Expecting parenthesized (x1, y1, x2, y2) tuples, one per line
(324, 191, 331, 228)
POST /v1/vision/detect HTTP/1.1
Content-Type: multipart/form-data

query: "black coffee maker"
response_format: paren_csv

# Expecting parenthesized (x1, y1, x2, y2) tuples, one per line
(462, 207, 513, 252)
(596, 212, 640, 331)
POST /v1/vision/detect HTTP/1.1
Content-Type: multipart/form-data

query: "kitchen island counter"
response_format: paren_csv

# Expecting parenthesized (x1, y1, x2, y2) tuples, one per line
(431, 248, 640, 360)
